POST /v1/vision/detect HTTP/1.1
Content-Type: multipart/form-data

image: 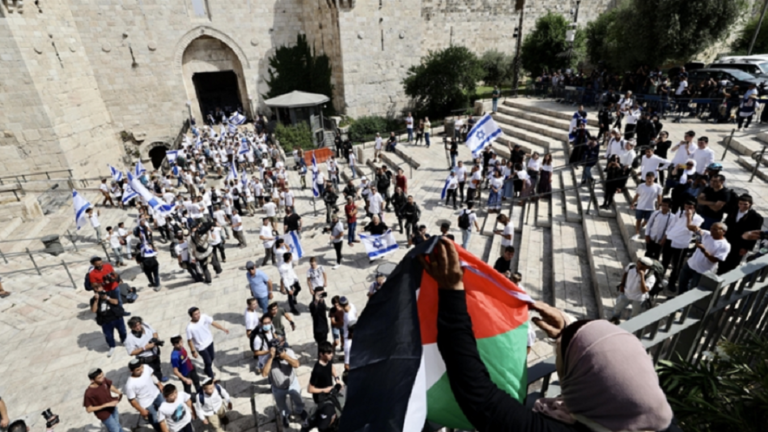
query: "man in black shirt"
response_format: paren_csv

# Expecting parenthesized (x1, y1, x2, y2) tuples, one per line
(309, 288, 329, 347)
(696, 174, 730, 230)
(342, 180, 358, 201)
(375, 167, 391, 212)
(333, 134, 342, 158)
(390, 187, 407, 233)
(283, 206, 302, 235)
(90, 283, 127, 357)
(410, 225, 431, 247)
(364, 215, 388, 235)
(400, 195, 420, 240)
(493, 246, 515, 278)
(322, 183, 339, 224)
(308, 342, 339, 404)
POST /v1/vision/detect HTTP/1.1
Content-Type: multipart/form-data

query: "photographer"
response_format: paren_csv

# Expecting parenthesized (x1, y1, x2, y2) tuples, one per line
(190, 222, 222, 285)
(262, 340, 307, 428)
(88, 256, 126, 310)
(322, 182, 339, 224)
(250, 314, 278, 371)
(125, 317, 168, 383)
(90, 282, 127, 357)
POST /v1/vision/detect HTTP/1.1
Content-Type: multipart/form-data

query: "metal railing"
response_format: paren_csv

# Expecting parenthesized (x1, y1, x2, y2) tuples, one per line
(0, 168, 73, 185)
(527, 252, 768, 399)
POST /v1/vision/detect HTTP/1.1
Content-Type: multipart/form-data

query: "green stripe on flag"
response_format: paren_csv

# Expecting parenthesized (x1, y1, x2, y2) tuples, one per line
(426, 322, 529, 430)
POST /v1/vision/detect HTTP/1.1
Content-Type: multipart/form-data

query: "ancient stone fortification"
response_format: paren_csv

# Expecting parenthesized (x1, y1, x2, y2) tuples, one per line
(0, 0, 612, 177)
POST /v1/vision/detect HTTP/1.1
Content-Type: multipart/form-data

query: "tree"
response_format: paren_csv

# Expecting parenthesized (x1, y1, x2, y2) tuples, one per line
(402, 46, 484, 117)
(275, 122, 314, 152)
(731, 14, 768, 55)
(265, 34, 334, 113)
(520, 12, 585, 77)
(585, 8, 621, 70)
(481, 49, 513, 86)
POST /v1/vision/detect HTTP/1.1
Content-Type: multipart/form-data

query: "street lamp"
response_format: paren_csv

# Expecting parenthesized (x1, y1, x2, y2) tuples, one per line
(512, 0, 526, 97)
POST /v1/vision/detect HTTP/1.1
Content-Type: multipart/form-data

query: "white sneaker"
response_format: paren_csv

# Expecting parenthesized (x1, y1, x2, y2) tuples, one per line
(107, 347, 115, 357)
(631, 234, 641, 241)
(332, 264, 340, 270)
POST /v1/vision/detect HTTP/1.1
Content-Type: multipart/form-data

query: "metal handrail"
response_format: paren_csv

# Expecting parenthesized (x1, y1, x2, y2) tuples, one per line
(0, 168, 73, 185)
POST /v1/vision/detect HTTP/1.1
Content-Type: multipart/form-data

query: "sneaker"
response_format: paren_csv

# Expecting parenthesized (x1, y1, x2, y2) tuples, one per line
(107, 347, 115, 357)
(631, 234, 640, 241)
(153, 285, 161, 292)
(333, 264, 340, 270)
(161, 376, 170, 383)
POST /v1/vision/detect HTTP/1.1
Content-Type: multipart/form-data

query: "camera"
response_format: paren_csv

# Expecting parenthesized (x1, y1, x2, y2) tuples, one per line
(268, 337, 285, 355)
(150, 337, 165, 347)
(321, 292, 328, 298)
(42, 409, 60, 429)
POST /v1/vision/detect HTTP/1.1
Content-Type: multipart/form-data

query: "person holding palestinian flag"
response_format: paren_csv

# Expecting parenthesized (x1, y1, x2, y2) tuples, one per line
(340, 238, 674, 432)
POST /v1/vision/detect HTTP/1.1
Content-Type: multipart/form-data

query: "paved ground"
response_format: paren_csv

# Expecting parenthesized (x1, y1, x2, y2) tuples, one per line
(2, 96, 768, 432)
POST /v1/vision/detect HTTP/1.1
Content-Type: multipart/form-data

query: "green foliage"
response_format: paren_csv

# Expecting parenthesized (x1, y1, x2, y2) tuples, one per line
(347, 116, 401, 143)
(588, 0, 747, 70)
(731, 15, 768, 55)
(480, 49, 514, 86)
(657, 333, 768, 431)
(275, 122, 314, 152)
(264, 34, 335, 113)
(521, 12, 585, 77)
(403, 46, 484, 118)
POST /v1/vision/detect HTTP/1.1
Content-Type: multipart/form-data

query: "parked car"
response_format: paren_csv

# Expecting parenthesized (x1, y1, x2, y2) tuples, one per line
(687, 68, 767, 94)
(707, 60, 768, 76)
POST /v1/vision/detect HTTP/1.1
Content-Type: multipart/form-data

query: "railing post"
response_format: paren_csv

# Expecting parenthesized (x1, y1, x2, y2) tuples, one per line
(67, 229, 78, 252)
(26, 248, 41, 275)
(62, 260, 77, 289)
(101, 242, 112, 263)
(750, 145, 767, 182)
(673, 274, 723, 364)
(0, 247, 7, 264)
(45, 172, 50, 180)
(721, 128, 736, 161)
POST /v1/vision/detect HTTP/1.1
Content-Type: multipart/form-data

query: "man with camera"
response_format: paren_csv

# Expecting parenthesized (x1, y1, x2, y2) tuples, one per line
(84, 368, 124, 432)
(90, 282, 127, 357)
(125, 317, 169, 382)
(88, 256, 128, 312)
(262, 339, 307, 428)
(251, 314, 279, 372)
(190, 221, 222, 285)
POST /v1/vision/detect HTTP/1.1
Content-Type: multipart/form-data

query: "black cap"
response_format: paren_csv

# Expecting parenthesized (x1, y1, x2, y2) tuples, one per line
(90, 256, 102, 264)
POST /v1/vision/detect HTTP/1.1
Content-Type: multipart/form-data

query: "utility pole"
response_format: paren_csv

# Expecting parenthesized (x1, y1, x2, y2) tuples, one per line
(512, 0, 526, 97)
(749, 0, 768, 55)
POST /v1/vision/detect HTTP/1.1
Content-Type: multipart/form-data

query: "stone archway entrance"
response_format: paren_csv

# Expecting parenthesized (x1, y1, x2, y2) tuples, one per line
(182, 35, 250, 123)
(148, 144, 170, 169)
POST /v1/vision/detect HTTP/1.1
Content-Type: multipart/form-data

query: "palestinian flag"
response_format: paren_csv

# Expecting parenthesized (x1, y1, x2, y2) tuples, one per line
(340, 236, 533, 432)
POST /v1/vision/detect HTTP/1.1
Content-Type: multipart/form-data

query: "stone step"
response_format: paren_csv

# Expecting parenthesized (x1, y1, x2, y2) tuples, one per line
(494, 107, 570, 142)
(551, 220, 598, 319)
(535, 195, 552, 228)
(737, 155, 768, 182)
(503, 99, 600, 127)
(498, 104, 572, 133)
(492, 112, 554, 152)
(0, 217, 23, 242)
(517, 222, 546, 302)
(581, 216, 630, 319)
(5, 217, 54, 254)
(596, 162, 644, 262)
(560, 171, 582, 223)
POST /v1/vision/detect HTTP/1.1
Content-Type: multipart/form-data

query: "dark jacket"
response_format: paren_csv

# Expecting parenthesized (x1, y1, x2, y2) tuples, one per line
(724, 209, 764, 253)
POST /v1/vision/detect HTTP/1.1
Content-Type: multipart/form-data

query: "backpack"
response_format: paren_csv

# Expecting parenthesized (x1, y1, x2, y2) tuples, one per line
(197, 383, 223, 405)
(84, 272, 93, 291)
(623, 261, 665, 307)
(458, 211, 471, 230)
(119, 283, 139, 303)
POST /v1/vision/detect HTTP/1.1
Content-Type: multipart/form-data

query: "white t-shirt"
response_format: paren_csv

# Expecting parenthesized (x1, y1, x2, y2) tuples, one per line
(100, 183, 109, 193)
(175, 242, 190, 262)
(109, 231, 122, 249)
(675, 80, 688, 95)
(635, 183, 662, 211)
(282, 191, 294, 208)
(468, 171, 482, 189)
(260, 225, 275, 248)
(501, 221, 514, 247)
(278, 262, 299, 287)
(263, 202, 277, 217)
(646, 210, 673, 243)
(307, 266, 325, 288)
(186, 314, 214, 351)
(245, 308, 260, 332)
(209, 227, 222, 246)
(455, 166, 467, 182)
(375, 137, 383, 150)
(231, 214, 243, 232)
(344, 339, 353, 367)
(368, 193, 383, 214)
(460, 210, 477, 232)
(670, 141, 695, 166)
(665, 210, 704, 249)
(687, 231, 731, 274)
(343, 304, 358, 339)
(623, 264, 655, 302)
(124, 365, 160, 408)
(315, 171, 325, 185)
(157, 392, 192, 432)
(640, 155, 669, 179)
(124, 323, 156, 358)
(692, 147, 715, 175)
(90, 213, 101, 228)
(213, 210, 229, 226)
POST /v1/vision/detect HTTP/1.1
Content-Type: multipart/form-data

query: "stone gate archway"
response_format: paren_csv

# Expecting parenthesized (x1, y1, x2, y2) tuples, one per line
(181, 33, 250, 124)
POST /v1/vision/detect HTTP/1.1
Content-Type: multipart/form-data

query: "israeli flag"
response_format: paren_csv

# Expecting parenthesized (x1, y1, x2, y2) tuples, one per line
(230, 112, 246, 125)
(226, 160, 238, 181)
(465, 114, 503, 158)
(228, 122, 238, 134)
(122, 184, 138, 205)
(238, 138, 250, 155)
(192, 126, 200, 137)
(219, 125, 226, 138)
(134, 160, 146, 177)
(108, 165, 123, 183)
(166, 150, 180, 164)
(195, 137, 203, 149)
(359, 229, 399, 259)
(311, 153, 320, 198)
(128, 173, 174, 217)
(568, 111, 587, 142)
(441, 174, 453, 200)
(72, 189, 92, 231)
(282, 230, 304, 262)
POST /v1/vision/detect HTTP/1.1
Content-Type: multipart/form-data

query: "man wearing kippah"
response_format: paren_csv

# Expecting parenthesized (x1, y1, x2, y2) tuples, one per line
(124, 359, 165, 432)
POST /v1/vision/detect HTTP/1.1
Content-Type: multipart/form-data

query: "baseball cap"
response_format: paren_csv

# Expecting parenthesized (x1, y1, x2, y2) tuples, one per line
(246, 261, 255, 270)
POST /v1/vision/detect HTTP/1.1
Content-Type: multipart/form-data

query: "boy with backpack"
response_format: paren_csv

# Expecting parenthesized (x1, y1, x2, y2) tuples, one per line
(610, 256, 661, 323)
(458, 203, 480, 250)
(194, 379, 231, 432)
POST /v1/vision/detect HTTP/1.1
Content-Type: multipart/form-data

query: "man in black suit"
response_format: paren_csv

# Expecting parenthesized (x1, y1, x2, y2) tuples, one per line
(718, 194, 764, 275)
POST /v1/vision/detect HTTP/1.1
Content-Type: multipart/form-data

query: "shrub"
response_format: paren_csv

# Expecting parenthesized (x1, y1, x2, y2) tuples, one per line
(347, 116, 401, 143)
(521, 12, 585, 77)
(275, 122, 314, 152)
(481, 49, 514, 86)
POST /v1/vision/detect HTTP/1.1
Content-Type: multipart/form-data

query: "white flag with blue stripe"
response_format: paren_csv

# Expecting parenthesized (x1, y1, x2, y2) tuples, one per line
(282, 230, 304, 262)
(441, 174, 453, 200)
(239, 139, 250, 155)
(166, 150, 180, 164)
(134, 160, 146, 177)
(72, 189, 92, 230)
(226, 160, 238, 181)
(128, 173, 174, 217)
(465, 114, 503, 158)
(122, 183, 138, 205)
(311, 153, 320, 198)
(360, 229, 399, 259)
(108, 165, 123, 183)
(230, 112, 246, 125)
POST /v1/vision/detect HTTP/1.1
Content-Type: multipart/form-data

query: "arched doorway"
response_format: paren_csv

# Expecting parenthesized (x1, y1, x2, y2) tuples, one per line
(182, 35, 250, 123)
(148, 144, 170, 169)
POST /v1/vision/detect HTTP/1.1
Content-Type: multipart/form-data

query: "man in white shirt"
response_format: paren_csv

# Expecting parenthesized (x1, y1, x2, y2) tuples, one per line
(631, 172, 663, 240)
(315, 169, 326, 196)
(644, 198, 672, 259)
(639, 146, 670, 180)
(156, 385, 194, 432)
(194, 379, 231, 432)
(604, 129, 625, 159)
(259, 218, 277, 266)
(125, 317, 167, 382)
(458, 203, 480, 250)
(675, 76, 688, 96)
(374, 133, 383, 161)
(678, 223, 730, 294)
(367, 187, 384, 220)
(86, 208, 103, 243)
(405, 112, 414, 143)
(212, 205, 230, 240)
(186, 307, 230, 379)
(617, 140, 637, 169)
(124, 360, 164, 432)
(669, 131, 696, 168)
(691, 136, 715, 175)
(348, 151, 357, 179)
(107, 226, 126, 267)
(467, 164, 482, 204)
(230, 209, 246, 247)
(661, 200, 704, 293)
(455, 161, 467, 202)
(277, 252, 302, 314)
(494, 213, 515, 254)
(340, 296, 357, 339)
(244, 298, 260, 338)
(610, 257, 656, 323)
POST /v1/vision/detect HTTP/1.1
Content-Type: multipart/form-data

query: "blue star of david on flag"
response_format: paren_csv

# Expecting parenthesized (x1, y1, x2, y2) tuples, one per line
(372, 238, 383, 249)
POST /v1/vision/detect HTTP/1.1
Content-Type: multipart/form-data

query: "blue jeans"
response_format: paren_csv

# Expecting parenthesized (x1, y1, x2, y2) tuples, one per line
(677, 262, 703, 294)
(101, 318, 127, 348)
(348, 221, 357, 244)
(581, 166, 594, 183)
(407, 128, 413, 142)
(425, 132, 431, 147)
(492, 99, 499, 112)
(503, 180, 514, 198)
(462, 229, 471, 250)
(102, 407, 122, 432)
(199, 342, 216, 378)
(350, 165, 357, 179)
(144, 393, 165, 432)
(316, 183, 325, 197)
(111, 247, 125, 265)
(450, 153, 456, 168)
(256, 296, 270, 313)
(272, 378, 305, 418)
(331, 327, 340, 341)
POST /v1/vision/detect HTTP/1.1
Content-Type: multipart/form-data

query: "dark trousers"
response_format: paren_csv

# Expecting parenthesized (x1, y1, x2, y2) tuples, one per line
(333, 241, 343, 265)
(458, 182, 465, 202)
(405, 219, 417, 240)
(287, 281, 302, 312)
(466, 188, 477, 204)
(661, 244, 686, 292)
(211, 243, 226, 262)
(396, 215, 404, 233)
(645, 240, 662, 260)
(262, 247, 276, 266)
(142, 257, 160, 287)
(199, 342, 216, 378)
(198, 254, 222, 283)
(186, 262, 203, 282)
(101, 318, 127, 348)
(446, 189, 457, 208)
(718, 250, 744, 275)
(181, 368, 202, 395)
(140, 353, 164, 381)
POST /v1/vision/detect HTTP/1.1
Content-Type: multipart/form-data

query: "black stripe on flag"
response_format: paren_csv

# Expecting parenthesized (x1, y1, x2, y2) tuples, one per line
(339, 236, 441, 432)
